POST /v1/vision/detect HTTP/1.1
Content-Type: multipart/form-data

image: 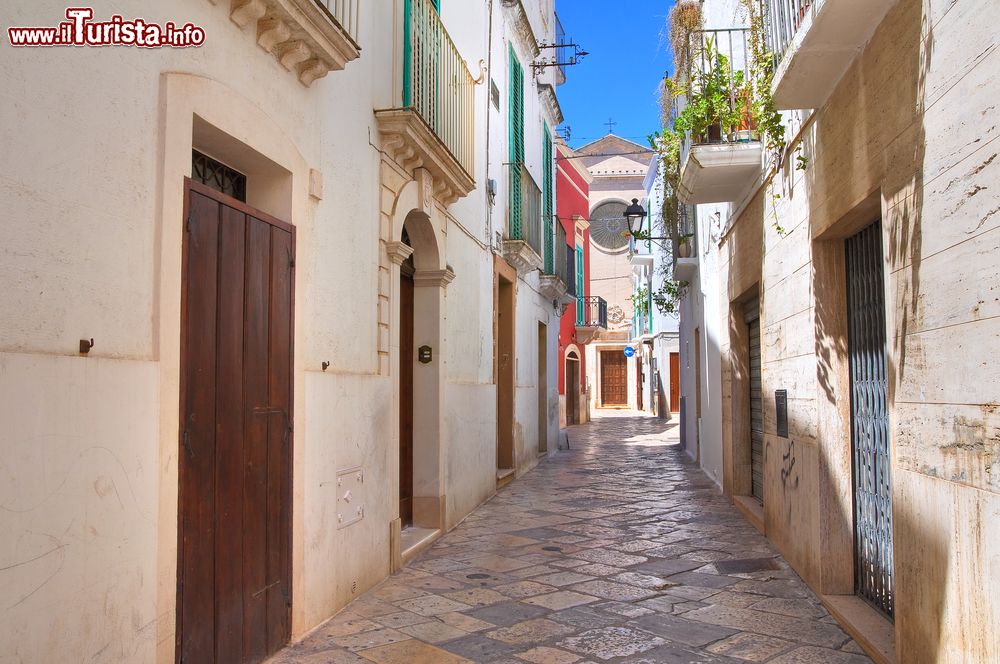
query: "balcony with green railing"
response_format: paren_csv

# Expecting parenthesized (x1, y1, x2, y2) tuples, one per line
(375, 0, 476, 203)
(539, 221, 577, 304)
(502, 164, 545, 274)
(403, 0, 475, 175)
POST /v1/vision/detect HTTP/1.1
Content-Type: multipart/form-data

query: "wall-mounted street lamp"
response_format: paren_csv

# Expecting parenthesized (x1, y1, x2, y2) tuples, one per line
(625, 198, 672, 242)
(624, 198, 647, 236)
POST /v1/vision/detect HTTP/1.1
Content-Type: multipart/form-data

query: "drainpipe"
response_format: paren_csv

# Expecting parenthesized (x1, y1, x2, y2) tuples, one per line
(485, 0, 495, 248)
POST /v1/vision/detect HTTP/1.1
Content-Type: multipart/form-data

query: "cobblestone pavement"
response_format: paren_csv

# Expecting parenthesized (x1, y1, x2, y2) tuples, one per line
(272, 413, 872, 663)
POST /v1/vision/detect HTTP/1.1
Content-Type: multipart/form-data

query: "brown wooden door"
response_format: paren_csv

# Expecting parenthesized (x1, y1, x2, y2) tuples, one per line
(600, 351, 627, 406)
(636, 359, 644, 411)
(178, 180, 293, 664)
(669, 352, 680, 412)
(566, 359, 579, 424)
(399, 270, 414, 528)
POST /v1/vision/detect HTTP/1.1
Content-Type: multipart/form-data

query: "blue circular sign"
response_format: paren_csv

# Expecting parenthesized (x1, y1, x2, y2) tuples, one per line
(623, 346, 636, 358)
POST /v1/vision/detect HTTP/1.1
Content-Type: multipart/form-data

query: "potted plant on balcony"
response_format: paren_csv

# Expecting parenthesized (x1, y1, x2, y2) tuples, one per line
(630, 286, 651, 319)
(652, 274, 689, 316)
(676, 232, 694, 258)
(674, 38, 741, 144)
(730, 73, 757, 142)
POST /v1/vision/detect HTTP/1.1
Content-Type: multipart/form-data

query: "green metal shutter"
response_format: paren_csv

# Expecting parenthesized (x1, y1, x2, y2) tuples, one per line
(543, 124, 554, 273)
(431, 0, 440, 12)
(508, 45, 524, 239)
(575, 245, 585, 325)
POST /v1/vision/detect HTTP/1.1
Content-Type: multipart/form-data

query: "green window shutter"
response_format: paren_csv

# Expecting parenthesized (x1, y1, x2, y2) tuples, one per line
(403, 0, 412, 106)
(508, 45, 525, 239)
(543, 124, 554, 273)
(576, 245, 585, 325)
(432, 0, 440, 12)
(648, 287, 654, 333)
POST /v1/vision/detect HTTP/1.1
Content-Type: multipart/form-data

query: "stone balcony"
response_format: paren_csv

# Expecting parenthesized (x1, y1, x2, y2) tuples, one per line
(223, 0, 361, 86)
(767, 0, 898, 109)
(678, 141, 763, 205)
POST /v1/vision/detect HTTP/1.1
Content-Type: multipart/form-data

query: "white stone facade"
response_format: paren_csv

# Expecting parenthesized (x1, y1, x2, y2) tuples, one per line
(0, 1, 567, 661)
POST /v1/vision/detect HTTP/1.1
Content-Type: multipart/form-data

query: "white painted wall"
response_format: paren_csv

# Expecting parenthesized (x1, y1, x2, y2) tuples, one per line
(0, 0, 563, 661)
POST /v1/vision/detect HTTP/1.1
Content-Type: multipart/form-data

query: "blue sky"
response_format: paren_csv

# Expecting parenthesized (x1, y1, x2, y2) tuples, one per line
(556, 1, 676, 149)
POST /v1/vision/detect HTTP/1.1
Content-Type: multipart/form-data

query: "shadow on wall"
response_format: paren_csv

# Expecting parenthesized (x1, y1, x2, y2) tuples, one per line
(809, 0, 948, 659)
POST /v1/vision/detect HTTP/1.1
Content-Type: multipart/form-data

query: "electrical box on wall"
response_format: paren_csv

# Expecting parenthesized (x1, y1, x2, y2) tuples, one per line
(775, 390, 788, 438)
(336, 466, 365, 529)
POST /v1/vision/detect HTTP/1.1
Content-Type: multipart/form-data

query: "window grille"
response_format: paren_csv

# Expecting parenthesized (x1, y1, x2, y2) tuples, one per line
(192, 150, 247, 202)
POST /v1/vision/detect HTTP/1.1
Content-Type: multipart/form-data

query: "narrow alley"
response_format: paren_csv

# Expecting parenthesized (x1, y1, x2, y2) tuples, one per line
(272, 413, 871, 664)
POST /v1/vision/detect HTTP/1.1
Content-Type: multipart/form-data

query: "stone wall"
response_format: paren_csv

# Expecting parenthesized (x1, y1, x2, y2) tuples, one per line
(717, 1, 1000, 660)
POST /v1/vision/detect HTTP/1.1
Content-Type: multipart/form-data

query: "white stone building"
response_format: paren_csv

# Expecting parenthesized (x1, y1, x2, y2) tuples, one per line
(0, 1, 573, 661)
(671, 0, 1000, 660)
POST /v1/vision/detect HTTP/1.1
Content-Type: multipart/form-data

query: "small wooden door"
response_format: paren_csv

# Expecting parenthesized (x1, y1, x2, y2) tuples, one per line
(178, 180, 293, 664)
(669, 352, 680, 412)
(537, 323, 548, 454)
(636, 358, 644, 411)
(600, 351, 627, 406)
(566, 357, 579, 425)
(399, 268, 414, 528)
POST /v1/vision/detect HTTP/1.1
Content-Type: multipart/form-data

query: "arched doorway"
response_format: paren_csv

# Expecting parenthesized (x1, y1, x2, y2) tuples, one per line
(399, 228, 415, 528)
(388, 207, 452, 559)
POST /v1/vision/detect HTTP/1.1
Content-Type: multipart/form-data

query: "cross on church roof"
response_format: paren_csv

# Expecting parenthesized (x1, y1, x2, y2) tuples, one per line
(604, 117, 617, 134)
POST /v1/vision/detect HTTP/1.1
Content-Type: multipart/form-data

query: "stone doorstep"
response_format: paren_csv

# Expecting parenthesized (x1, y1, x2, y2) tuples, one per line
(819, 594, 897, 664)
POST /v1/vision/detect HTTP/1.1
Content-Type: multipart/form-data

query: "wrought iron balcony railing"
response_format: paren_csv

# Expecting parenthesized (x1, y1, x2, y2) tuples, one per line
(554, 13, 569, 81)
(403, 0, 475, 177)
(765, 0, 811, 72)
(577, 296, 608, 329)
(314, 0, 360, 48)
(508, 163, 544, 258)
(679, 28, 753, 150)
(546, 223, 575, 293)
(675, 28, 762, 204)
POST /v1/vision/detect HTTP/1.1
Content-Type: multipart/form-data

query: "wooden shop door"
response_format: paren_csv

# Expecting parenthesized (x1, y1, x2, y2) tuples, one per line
(177, 180, 294, 664)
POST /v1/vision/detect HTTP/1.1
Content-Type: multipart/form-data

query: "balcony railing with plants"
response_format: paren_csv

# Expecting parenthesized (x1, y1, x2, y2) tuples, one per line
(632, 286, 653, 338)
(577, 297, 608, 329)
(314, 0, 360, 48)
(674, 28, 755, 153)
(403, 0, 475, 177)
(508, 164, 544, 258)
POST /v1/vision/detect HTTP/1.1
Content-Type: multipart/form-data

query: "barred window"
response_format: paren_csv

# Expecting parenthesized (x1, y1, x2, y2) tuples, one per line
(192, 150, 247, 202)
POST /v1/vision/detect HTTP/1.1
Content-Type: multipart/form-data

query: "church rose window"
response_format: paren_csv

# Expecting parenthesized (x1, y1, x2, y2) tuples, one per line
(590, 201, 629, 251)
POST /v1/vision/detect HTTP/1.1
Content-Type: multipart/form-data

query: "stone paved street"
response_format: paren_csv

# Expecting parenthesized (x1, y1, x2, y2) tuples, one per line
(272, 413, 872, 663)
